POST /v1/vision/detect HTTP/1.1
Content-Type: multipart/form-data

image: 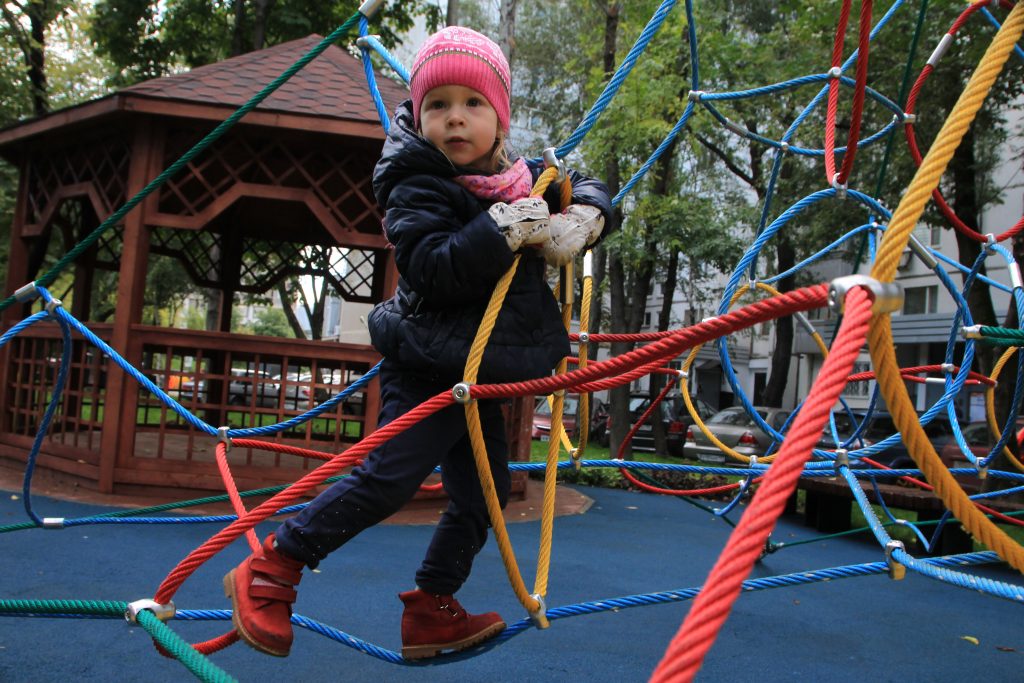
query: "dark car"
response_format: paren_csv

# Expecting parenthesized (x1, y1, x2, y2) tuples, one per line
(600, 393, 716, 457)
(684, 405, 791, 465)
(816, 410, 957, 468)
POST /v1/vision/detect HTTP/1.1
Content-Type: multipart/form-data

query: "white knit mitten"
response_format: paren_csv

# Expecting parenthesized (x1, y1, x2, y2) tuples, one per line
(488, 197, 551, 251)
(540, 205, 605, 266)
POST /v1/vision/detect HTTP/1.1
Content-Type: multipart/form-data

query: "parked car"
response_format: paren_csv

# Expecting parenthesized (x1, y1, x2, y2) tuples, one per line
(815, 410, 957, 468)
(603, 393, 716, 456)
(684, 405, 791, 465)
(532, 395, 581, 441)
(179, 368, 280, 408)
(274, 372, 332, 410)
(938, 419, 1024, 469)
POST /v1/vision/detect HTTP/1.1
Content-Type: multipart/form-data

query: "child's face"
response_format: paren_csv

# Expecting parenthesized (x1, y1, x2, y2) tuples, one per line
(418, 84, 499, 171)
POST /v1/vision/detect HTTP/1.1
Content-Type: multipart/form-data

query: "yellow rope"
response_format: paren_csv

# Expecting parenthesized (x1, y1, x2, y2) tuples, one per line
(866, 3, 1024, 573)
(460, 164, 569, 625)
(984, 346, 1024, 473)
(679, 282, 829, 465)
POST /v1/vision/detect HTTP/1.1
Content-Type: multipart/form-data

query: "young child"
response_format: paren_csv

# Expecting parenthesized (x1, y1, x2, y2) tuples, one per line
(224, 26, 612, 660)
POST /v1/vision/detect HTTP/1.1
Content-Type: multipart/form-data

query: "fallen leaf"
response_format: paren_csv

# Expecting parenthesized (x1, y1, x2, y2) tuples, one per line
(961, 636, 980, 646)
(996, 646, 1016, 652)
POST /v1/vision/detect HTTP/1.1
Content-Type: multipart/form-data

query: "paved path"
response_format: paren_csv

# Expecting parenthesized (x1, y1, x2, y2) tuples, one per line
(2, 484, 1023, 682)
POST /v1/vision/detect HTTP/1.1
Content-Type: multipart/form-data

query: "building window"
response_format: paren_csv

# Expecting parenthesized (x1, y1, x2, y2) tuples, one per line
(644, 312, 652, 328)
(903, 285, 938, 315)
(929, 225, 942, 246)
(843, 361, 872, 397)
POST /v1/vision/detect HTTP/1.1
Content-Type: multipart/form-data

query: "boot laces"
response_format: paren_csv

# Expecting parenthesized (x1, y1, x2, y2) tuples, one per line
(435, 596, 463, 617)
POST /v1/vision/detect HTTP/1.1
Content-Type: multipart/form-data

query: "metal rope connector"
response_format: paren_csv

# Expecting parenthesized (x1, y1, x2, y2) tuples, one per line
(217, 426, 232, 452)
(358, 0, 386, 19)
(828, 66, 843, 78)
(355, 34, 380, 49)
(831, 173, 847, 200)
(452, 382, 473, 404)
(528, 593, 549, 629)
(570, 447, 582, 471)
(960, 324, 983, 340)
(14, 282, 40, 303)
(779, 141, 790, 153)
(542, 147, 567, 182)
(901, 113, 917, 125)
(42, 517, 65, 529)
(884, 540, 906, 580)
(940, 363, 955, 374)
(833, 448, 849, 478)
(687, 90, 705, 102)
(828, 275, 904, 314)
(125, 599, 176, 623)
(44, 298, 63, 319)
(578, 331, 590, 344)
(907, 233, 938, 270)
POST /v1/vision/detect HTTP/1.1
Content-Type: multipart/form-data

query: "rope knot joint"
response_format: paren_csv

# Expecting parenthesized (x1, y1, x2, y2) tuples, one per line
(217, 426, 232, 452)
(542, 147, 567, 183)
(884, 540, 906, 581)
(528, 593, 549, 629)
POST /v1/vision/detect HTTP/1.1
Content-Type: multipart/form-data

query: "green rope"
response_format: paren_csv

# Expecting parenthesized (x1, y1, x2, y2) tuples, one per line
(0, 599, 236, 682)
(137, 609, 238, 683)
(0, 10, 364, 314)
(972, 325, 1024, 346)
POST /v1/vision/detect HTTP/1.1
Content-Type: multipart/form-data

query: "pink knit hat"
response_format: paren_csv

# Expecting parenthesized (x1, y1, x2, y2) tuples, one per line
(410, 26, 512, 133)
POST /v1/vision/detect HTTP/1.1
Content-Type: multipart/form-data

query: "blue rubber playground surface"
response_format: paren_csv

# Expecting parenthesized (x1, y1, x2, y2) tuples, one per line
(2, 481, 1023, 682)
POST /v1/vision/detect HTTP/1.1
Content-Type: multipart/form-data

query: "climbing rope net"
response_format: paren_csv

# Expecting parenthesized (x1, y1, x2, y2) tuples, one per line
(3, 0, 1024, 680)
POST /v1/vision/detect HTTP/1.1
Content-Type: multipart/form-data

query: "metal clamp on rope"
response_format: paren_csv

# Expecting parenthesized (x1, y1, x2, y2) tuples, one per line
(357, 0, 386, 19)
(795, 312, 817, 336)
(828, 66, 843, 79)
(125, 599, 176, 623)
(355, 34, 380, 49)
(884, 540, 906, 581)
(677, 369, 688, 379)
(217, 426, 232, 452)
(42, 517, 65, 529)
(570, 447, 582, 471)
(779, 141, 790, 153)
(907, 233, 938, 270)
(940, 363, 955, 374)
(578, 331, 590, 344)
(833, 449, 849, 477)
(984, 232, 997, 250)
(901, 113, 917, 125)
(44, 298, 63, 319)
(1009, 262, 1023, 291)
(542, 147, 567, 183)
(452, 382, 473, 405)
(828, 275, 904, 314)
(528, 593, 549, 629)
(687, 90, 705, 102)
(977, 465, 988, 480)
(583, 250, 594, 278)
(14, 282, 40, 303)
(960, 324, 983, 340)
(831, 173, 847, 200)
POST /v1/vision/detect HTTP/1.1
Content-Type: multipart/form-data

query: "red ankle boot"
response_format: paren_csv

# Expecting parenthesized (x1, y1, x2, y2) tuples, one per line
(399, 589, 506, 660)
(223, 534, 304, 657)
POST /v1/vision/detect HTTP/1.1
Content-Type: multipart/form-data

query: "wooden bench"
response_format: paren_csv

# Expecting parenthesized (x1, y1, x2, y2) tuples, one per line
(795, 476, 1024, 556)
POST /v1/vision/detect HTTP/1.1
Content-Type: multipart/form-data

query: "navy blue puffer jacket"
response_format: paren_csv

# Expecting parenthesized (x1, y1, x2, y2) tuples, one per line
(367, 100, 613, 385)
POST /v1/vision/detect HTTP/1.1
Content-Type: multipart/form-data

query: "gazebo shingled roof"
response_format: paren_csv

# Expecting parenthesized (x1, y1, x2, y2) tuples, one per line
(0, 34, 410, 150)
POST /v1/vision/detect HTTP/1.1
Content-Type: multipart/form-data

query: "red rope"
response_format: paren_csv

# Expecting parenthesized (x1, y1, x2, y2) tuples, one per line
(215, 442, 260, 553)
(824, 0, 853, 183)
(837, 0, 873, 184)
(902, 0, 1024, 243)
(845, 364, 995, 386)
(619, 466, 762, 497)
(650, 286, 873, 682)
(153, 392, 454, 604)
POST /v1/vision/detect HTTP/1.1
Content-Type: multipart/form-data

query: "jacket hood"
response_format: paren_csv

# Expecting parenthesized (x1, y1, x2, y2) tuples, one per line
(372, 99, 519, 208)
(372, 100, 455, 208)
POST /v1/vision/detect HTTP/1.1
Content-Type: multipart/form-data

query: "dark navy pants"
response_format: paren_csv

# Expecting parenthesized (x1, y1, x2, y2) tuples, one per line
(274, 361, 511, 595)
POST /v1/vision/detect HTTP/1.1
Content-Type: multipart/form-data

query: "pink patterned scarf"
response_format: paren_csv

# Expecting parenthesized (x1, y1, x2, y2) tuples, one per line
(453, 158, 533, 203)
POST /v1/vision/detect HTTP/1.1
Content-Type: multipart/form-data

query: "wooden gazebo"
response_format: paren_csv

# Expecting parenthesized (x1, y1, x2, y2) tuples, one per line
(0, 36, 533, 499)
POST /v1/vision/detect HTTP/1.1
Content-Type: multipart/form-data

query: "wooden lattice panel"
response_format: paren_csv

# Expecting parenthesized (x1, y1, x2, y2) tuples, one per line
(24, 134, 130, 230)
(157, 127, 379, 234)
(3, 330, 108, 465)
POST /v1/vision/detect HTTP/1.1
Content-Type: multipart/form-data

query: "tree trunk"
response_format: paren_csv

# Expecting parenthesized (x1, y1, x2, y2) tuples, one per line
(27, 2, 48, 116)
(446, 0, 459, 26)
(276, 281, 307, 340)
(252, 0, 275, 51)
(232, 0, 247, 56)
(498, 0, 518, 65)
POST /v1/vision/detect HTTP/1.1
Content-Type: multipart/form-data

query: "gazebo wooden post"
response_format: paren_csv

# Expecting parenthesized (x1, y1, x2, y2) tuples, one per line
(0, 166, 32, 430)
(96, 124, 155, 492)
